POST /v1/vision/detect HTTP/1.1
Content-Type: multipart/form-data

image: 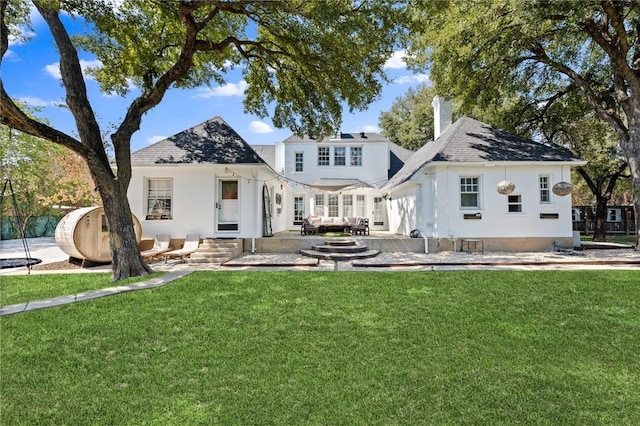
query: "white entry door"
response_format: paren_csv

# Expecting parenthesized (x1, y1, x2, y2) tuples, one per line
(217, 179, 239, 232)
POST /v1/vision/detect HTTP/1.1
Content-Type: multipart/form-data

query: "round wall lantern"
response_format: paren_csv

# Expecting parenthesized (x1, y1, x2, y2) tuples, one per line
(552, 181, 572, 196)
(496, 180, 516, 195)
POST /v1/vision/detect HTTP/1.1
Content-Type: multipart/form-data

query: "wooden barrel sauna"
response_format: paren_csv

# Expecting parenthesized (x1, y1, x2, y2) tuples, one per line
(55, 206, 142, 262)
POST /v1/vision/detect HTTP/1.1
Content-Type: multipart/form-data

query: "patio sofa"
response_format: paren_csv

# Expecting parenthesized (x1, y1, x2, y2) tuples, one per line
(301, 216, 368, 235)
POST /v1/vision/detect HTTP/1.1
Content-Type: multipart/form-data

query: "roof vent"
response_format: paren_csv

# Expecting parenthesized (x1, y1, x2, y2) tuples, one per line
(360, 131, 366, 138)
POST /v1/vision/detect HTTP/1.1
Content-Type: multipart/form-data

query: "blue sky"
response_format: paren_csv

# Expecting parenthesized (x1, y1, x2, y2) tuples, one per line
(4, 7, 429, 151)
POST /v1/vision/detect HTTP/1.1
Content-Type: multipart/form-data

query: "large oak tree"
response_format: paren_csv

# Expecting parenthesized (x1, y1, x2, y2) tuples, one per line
(408, 0, 640, 249)
(1, 0, 405, 280)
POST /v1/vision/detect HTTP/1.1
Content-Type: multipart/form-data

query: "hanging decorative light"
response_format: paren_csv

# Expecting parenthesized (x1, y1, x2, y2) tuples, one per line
(552, 166, 572, 196)
(552, 181, 572, 196)
(496, 165, 515, 195)
(496, 179, 515, 195)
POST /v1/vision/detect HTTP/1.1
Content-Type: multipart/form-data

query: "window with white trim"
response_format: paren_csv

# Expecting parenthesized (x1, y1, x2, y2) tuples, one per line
(460, 177, 480, 208)
(146, 178, 173, 220)
(334, 146, 346, 166)
(328, 194, 339, 217)
(608, 208, 621, 222)
(342, 194, 353, 217)
(507, 194, 523, 213)
(295, 152, 304, 172)
(350, 146, 362, 166)
(314, 194, 325, 216)
(373, 196, 384, 225)
(294, 196, 304, 224)
(356, 194, 366, 217)
(318, 147, 330, 166)
(539, 175, 551, 203)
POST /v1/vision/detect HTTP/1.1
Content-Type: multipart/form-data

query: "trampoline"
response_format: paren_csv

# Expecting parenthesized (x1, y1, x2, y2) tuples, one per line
(1, 179, 42, 272)
(0, 257, 42, 269)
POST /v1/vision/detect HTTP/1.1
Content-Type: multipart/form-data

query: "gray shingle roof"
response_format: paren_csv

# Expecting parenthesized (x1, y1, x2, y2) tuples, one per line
(130, 117, 265, 165)
(283, 132, 388, 143)
(384, 116, 584, 190)
(251, 144, 276, 169)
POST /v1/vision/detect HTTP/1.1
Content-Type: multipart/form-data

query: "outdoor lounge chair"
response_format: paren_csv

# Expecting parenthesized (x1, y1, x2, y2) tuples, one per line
(301, 217, 319, 235)
(350, 218, 370, 236)
(140, 234, 172, 260)
(163, 233, 200, 263)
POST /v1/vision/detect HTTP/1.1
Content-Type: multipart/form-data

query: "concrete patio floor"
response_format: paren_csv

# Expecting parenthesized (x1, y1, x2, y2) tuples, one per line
(2, 237, 639, 316)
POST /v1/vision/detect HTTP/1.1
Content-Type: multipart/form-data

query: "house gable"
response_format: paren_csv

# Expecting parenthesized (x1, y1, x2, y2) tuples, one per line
(130, 116, 265, 165)
(384, 116, 584, 190)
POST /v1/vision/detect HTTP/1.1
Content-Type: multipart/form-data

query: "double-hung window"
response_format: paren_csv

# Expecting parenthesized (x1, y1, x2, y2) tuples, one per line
(334, 146, 346, 166)
(507, 194, 523, 213)
(350, 147, 362, 166)
(295, 152, 304, 172)
(460, 177, 479, 208)
(146, 178, 172, 220)
(318, 147, 330, 166)
(539, 175, 551, 203)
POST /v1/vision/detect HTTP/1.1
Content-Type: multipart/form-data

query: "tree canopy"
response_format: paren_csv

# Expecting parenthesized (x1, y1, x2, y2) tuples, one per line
(378, 84, 436, 150)
(407, 0, 640, 248)
(1, 0, 406, 280)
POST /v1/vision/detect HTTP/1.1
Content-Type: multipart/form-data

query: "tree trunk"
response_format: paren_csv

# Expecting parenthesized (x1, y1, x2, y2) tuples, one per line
(592, 197, 608, 242)
(623, 119, 640, 251)
(97, 174, 152, 281)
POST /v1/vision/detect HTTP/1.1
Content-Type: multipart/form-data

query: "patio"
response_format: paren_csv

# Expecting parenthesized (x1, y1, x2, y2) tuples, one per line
(248, 230, 425, 254)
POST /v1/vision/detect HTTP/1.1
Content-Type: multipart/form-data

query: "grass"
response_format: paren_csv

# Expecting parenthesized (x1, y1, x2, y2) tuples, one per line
(581, 234, 637, 245)
(0, 272, 164, 306)
(2, 270, 640, 424)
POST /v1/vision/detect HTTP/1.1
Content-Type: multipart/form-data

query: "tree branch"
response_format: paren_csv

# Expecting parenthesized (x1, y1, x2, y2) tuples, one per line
(529, 42, 629, 138)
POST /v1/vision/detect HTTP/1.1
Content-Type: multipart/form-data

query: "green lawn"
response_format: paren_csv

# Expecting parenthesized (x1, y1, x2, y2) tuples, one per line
(2, 271, 640, 424)
(581, 234, 637, 246)
(0, 272, 164, 306)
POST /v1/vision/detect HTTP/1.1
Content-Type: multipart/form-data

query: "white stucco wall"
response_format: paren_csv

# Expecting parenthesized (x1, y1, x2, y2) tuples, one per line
(129, 164, 281, 239)
(281, 139, 390, 188)
(429, 163, 575, 239)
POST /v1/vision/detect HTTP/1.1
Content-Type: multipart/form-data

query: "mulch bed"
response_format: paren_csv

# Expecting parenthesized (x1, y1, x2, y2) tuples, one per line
(31, 258, 110, 271)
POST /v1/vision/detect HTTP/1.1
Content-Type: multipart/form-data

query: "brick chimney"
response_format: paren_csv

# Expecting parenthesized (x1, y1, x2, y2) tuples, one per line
(432, 96, 452, 140)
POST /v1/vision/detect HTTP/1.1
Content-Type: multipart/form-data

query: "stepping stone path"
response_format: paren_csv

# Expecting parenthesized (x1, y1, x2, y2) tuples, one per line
(300, 238, 379, 270)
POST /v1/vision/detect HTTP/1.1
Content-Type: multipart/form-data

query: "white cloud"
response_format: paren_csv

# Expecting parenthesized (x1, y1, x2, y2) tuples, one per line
(147, 135, 167, 145)
(3, 49, 19, 62)
(18, 96, 50, 107)
(249, 121, 274, 134)
(362, 124, 381, 133)
(44, 59, 103, 80)
(384, 50, 407, 69)
(196, 80, 248, 98)
(393, 73, 431, 85)
(8, 27, 35, 46)
(17, 96, 65, 108)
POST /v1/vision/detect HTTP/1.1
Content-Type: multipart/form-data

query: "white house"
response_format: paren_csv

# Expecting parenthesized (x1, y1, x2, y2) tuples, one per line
(127, 117, 281, 243)
(382, 98, 586, 251)
(127, 99, 585, 252)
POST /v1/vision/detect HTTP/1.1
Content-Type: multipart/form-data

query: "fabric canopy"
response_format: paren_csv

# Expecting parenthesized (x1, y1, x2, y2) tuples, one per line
(307, 178, 372, 191)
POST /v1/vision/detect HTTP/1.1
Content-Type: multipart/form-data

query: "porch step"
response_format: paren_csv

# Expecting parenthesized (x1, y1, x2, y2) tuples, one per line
(188, 238, 242, 264)
(312, 244, 368, 254)
(300, 249, 380, 261)
(300, 238, 380, 261)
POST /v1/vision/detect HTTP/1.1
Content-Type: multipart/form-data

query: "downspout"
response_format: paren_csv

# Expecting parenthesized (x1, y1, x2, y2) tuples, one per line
(251, 170, 258, 253)
(416, 182, 428, 254)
